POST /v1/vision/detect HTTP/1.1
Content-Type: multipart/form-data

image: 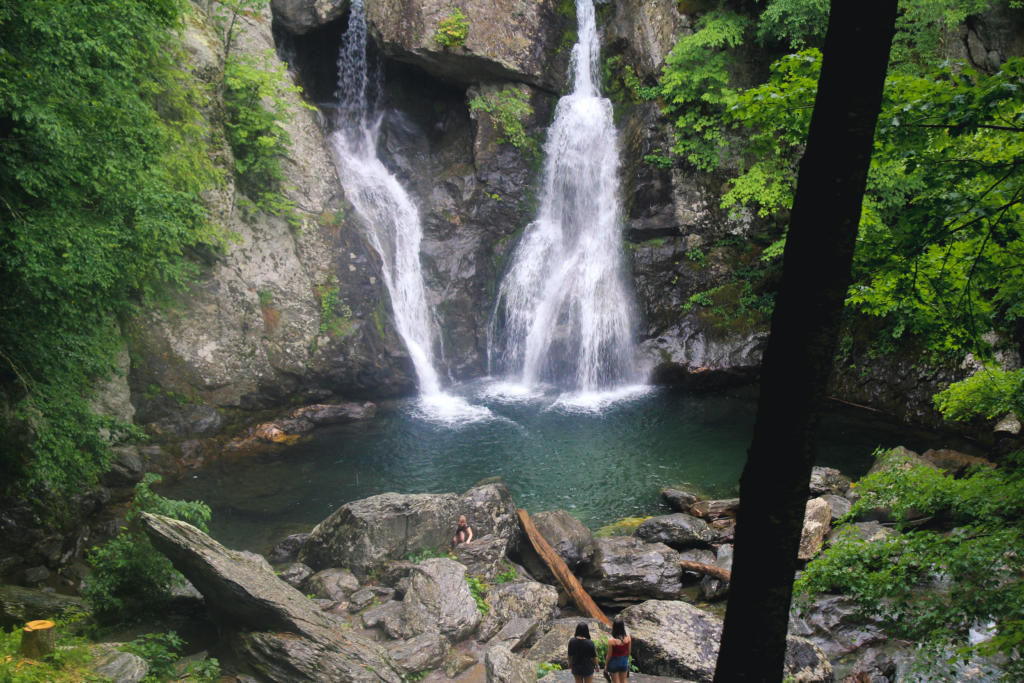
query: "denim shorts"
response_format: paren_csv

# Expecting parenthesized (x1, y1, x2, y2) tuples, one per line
(607, 656, 629, 673)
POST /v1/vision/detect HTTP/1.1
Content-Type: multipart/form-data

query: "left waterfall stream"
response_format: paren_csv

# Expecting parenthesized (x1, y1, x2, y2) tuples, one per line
(327, 0, 490, 425)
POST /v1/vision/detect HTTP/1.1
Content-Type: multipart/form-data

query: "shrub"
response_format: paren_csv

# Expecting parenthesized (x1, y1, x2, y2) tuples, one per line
(434, 8, 469, 48)
(83, 474, 211, 623)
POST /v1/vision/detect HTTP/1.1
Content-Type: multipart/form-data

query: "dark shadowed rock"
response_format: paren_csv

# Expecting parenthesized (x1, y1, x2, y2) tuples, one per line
(382, 558, 481, 642)
(268, 533, 309, 564)
(623, 600, 832, 683)
(635, 514, 713, 550)
(275, 562, 313, 589)
(660, 487, 700, 512)
(920, 448, 994, 477)
(486, 643, 536, 683)
(697, 544, 732, 601)
(677, 548, 716, 583)
(478, 581, 558, 641)
(788, 595, 887, 662)
(583, 538, 683, 607)
(0, 585, 86, 629)
(304, 567, 359, 601)
(520, 509, 595, 581)
(527, 618, 596, 668)
(490, 616, 542, 652)
(138, 512, 401, 683)
(820, 494, 851, 523)
(362, 599, 403, 629)
(101, 445, 146, 489)
(387, 632, 451, 675)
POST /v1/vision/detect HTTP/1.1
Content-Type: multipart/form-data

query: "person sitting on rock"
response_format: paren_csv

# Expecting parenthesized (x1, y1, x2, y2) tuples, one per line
(452, 515, 473, 547)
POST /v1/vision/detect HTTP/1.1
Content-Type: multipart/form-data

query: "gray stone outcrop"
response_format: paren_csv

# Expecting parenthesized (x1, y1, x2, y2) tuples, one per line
(304, 567, 360, 601)
(383, 558, 481, 642)
(478, 580, 558, 641)
(635, 513, 713, 550)
(138, 512, 401, 683)
(485, 644, 536, 683)
(582, 537, 683, 607)
(798, 497, 833, 561)
(622, 600, 833, 683)
(387, 632, 451, 676)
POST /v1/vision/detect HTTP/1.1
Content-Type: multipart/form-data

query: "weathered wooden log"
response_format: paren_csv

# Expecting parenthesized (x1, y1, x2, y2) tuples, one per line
(19, 619, 55, 659)
(679, 561, 731, 582)
(516, 509, 610, 626)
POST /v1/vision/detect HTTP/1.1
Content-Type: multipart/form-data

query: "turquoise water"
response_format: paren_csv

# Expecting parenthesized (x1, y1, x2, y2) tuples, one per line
(158, 385, 948, 554)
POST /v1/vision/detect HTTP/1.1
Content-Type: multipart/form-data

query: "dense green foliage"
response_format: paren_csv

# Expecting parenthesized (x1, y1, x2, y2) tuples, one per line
(0, 0, 223, 495)
(655, 0, 1024, 414)
(468, 87, 537, 154)
(934, 367, 1024, 421)
(434, 8, 469, 48)
(0, 610, 99, 682)
(83, 474, 211, 622)
(126, 631, 220, 683)
(0, 0, 303, 498)
(796, 448, 1024, 678)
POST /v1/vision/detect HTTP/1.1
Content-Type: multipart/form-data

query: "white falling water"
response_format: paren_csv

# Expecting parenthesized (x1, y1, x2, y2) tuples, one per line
(330, 0, 489, 423)
(488, 0, 642, 405)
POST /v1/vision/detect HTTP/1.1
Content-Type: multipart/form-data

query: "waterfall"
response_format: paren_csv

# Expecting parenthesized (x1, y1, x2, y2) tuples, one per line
(329, 0, 488, 421)
(488, 0, 642, 398)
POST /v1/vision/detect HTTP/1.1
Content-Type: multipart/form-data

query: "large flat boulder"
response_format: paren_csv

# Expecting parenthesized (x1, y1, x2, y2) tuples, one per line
(300, 492, 460, 575)
(622, 600, 833, 683)
(301, 484, 517, 576)
(582, 538, 683, 607)
(520, 509, 595, 581)
(139, 512, 401, 683)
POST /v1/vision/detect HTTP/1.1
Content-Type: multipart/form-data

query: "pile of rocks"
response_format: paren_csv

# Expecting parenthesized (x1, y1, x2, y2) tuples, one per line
(134, 481, 834, 682)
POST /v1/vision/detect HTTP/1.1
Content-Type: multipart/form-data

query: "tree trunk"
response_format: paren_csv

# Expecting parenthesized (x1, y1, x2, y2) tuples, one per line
(19, 619, 55, 659)
(712, 3, 898, 681)
(516, 509, 610, 626)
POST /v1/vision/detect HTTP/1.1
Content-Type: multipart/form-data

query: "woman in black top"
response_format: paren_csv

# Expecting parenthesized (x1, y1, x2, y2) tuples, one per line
(567, 622, 598, 683)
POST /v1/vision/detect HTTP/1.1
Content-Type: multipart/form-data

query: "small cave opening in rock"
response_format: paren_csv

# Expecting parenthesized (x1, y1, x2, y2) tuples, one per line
(273, 12, 470, 142)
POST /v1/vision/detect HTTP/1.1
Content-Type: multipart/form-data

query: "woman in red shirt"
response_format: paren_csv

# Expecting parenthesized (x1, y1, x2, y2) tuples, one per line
(603, 617, 631, 683)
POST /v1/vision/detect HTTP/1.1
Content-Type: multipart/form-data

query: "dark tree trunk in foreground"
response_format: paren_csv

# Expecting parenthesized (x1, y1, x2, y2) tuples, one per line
(713, 3, 898, 681)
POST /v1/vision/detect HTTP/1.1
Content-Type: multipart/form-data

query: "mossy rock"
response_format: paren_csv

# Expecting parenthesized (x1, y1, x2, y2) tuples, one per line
(595, 516, 651, 537)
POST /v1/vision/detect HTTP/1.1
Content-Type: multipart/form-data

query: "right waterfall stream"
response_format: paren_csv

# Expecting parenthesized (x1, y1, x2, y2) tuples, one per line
(488, 0, 644, 406)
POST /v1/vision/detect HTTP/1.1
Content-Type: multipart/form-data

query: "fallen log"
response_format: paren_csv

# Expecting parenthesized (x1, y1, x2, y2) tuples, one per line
(516, 509, 610, 626)
(19, 620, 55, 659)
(679, 560, 731, 582)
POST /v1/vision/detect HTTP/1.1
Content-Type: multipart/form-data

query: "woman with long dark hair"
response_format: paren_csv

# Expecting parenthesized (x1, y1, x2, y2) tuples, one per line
(568, 622, 598, 683)
(603, 617, 631, 683)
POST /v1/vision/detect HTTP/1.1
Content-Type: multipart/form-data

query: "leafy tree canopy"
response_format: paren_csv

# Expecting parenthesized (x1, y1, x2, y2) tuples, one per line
(0, 0, 224, 495)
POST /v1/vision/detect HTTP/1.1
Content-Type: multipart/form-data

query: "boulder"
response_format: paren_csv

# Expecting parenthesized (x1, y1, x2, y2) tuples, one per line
(635, 514, 713, 550)
(458, 483, 519, 542)
(88, 644, 148, 683)
(622, 600, 833, 683)
(100, 445, 146, 489)
(138, 512, 401, 683)
(304, 567, 359, 601)
(820, 494, 851, 523)
(866, 446, 939, 477)
(698, 544, 732, 602)
(268, 533, 309, 564)
(798, 498, 833, 561)
(275, 562, 313, 589)
(485, 644, 535, 683)
(603, 0, 690, 78)
(362, 599, 403, 629)
(526, 618, 593, 668)
(364, 0, 572, 91)
(387, 632, 451, 676)
(827, 521, 895, 546)
(678, 548, 717, 583)
(271, 0, 347, 34)
(920, 448, 994, 477)
(688, 499, 740, 521)
(789, 594, 888, 662)
(808, 467, 851, 496)
(300, 492, 460, 575)
(0, 585, 86, 629)
(454, 534, 512, 580)
(478, 581, 559, 641)
(532, 510, 595, 570)
(490, 616, 543, 652)
(582, 538, 683, 607)
(383, 558, 481, 642)
(660, 487, 700, 513)
(349, 586, 394, 612)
